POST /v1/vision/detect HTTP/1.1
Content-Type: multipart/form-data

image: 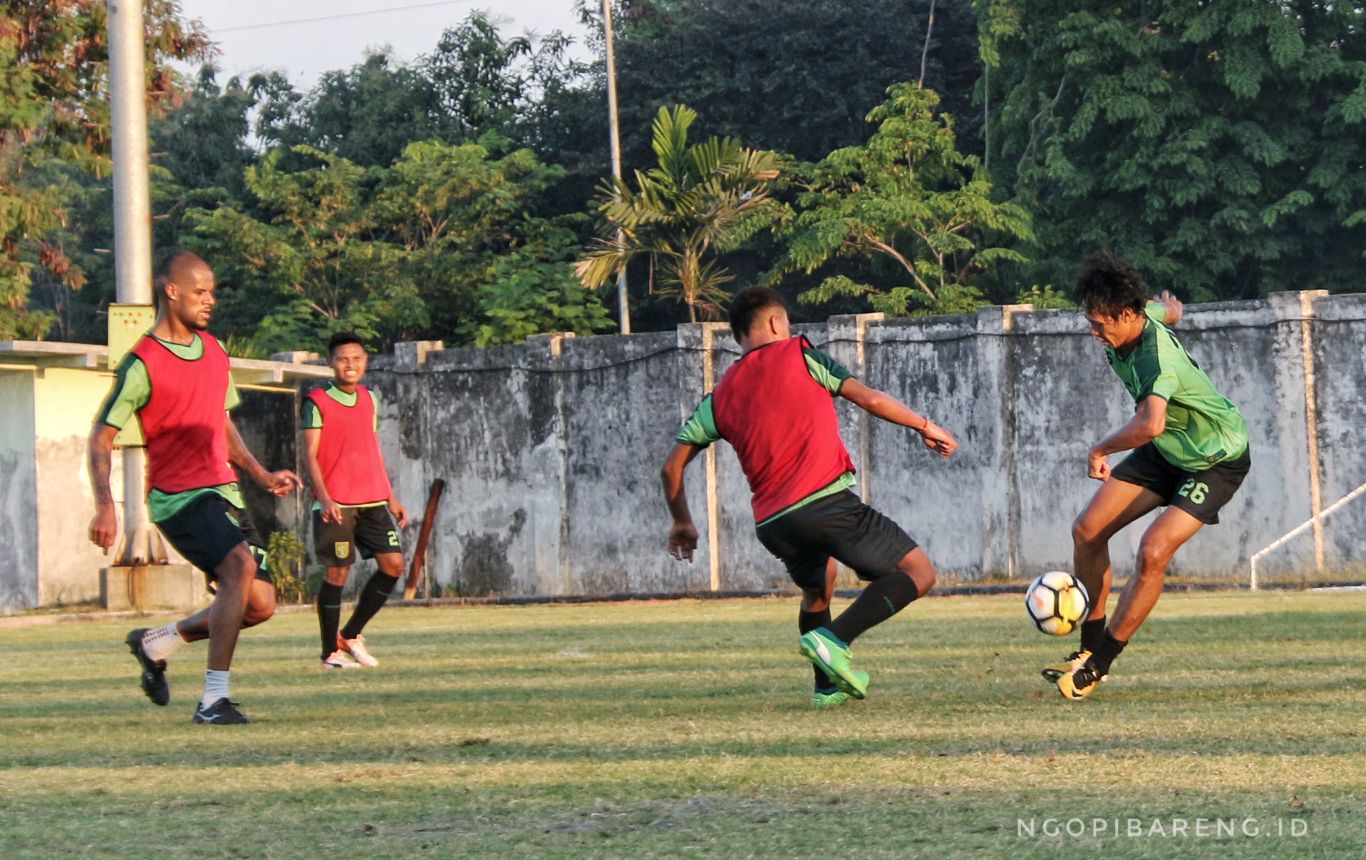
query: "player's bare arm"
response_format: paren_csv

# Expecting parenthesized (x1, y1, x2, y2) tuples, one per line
(1087, 395, 1168, 480)
(838, 378, 957, 457)
(660, 443, 703, 562)
(227, 416, 301, 496)
(386, 493, 409, 530)
(301, 426, 343, 523)
(376, 446, 409, 529)
(87, 422, 120, 552)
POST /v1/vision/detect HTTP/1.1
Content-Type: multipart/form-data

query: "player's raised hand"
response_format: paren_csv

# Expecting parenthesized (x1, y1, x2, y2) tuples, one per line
(263, 469, 303, 497)
(918, 420, 957, 458)
(668, 521, 699, 562)
(1155, 289, 1183, 325)
(88, 504, 117, 554)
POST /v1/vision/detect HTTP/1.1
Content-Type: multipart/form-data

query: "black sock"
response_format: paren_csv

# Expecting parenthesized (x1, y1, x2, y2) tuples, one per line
(827, 572, 920, 645)
(799, 607, 835, 689)
(1080, 617, 1107, 653)
(342, 572, 399, 640)
(1090, 631, 1127, 676)
(318, 582, 343, 660)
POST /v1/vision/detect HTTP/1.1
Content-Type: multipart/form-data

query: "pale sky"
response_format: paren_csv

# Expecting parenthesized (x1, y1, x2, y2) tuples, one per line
(175, 0, 594, 88)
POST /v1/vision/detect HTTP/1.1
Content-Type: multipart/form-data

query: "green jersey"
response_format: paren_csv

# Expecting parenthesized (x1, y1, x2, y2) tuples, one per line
(1106, 303, 1248, 471)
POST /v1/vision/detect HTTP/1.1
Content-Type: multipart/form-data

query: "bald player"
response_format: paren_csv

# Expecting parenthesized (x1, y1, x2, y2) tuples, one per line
(89, 250, 302, 725)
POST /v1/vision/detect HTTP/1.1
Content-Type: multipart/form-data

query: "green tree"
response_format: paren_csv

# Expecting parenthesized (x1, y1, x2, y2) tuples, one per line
(253, 13, 582, 170)
(184, 139, 609, 354)
(575, 105, 782, 321)
(0, 0, 209, 339)
(982, 1, 1366, 298)
(582, 0, 983, 164)
(771, 84, 1032, 317)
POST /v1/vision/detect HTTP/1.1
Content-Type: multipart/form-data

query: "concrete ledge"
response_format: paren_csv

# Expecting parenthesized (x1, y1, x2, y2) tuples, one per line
(100, 564, 209, 611)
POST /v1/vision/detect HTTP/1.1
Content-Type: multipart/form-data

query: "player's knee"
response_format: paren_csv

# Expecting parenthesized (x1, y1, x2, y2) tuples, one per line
(377, 554, 404, 578)
(242, 583, 277, 627)
(896, 550, 935, 595)
(214, 545, 257, 589)
(910, 564, 935, 596)
(1072, 515, 1103, 547)
(1135, 538, 1174, 575)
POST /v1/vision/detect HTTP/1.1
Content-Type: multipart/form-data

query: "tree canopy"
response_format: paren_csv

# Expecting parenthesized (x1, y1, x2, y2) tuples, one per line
(982, 0, 1366, 298)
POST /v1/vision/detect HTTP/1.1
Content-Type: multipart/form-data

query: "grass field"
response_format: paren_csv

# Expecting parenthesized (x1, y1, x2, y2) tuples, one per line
(2, 590, 1364, 858)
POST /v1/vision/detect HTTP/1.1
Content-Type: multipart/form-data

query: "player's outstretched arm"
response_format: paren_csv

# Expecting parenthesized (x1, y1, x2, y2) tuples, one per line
(1087, 396, 1168, 480)
(87, 423, 119, 552)
(660, 443, 703, 562)
(838, 378, 957, 458)
(227, 416, 302, 497)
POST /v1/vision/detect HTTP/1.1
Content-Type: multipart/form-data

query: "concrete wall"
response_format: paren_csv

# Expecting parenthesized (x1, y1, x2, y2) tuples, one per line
(363, 290, 1366, 596)
(0, 372, 39, 609)
(33, 368, 129, 605)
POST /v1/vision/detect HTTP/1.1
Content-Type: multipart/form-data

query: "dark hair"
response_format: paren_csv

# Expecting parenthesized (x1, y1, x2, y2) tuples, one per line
(152, 250, 208, 306)
(1074, 253, 1147, 318)
(327, 331, 367, 356)
(728, 287, 787, 341)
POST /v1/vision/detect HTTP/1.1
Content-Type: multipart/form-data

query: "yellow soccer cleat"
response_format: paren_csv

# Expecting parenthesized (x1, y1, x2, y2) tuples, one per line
(1057, 662, 1105, 701)
(1041, 649, 1091, 683)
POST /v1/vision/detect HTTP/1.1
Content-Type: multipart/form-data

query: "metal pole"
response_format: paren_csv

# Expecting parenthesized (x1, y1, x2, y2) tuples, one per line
(602, 0, 630, 334)
(108, 0, 155, 564)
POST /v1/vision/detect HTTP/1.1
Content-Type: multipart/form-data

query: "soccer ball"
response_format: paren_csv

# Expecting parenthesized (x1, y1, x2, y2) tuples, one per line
(1025, 571, 1089, 636)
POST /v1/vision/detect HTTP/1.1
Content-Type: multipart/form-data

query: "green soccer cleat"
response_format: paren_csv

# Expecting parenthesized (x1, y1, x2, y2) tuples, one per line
(1057, 661, 1105, 701)
(810, 687, 851, 708)
(1041, 649, 1091, 683)
(798, 629, 869, 699)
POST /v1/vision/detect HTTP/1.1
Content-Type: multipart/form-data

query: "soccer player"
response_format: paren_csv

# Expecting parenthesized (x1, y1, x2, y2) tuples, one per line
(1047, 254, 1251, 700)
(88, 251, 302, 725)
(302, 332, 408, 670)
(661, 287, 958, 706)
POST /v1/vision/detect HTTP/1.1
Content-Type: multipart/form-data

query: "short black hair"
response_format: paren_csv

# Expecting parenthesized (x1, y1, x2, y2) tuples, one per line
(327, 331, 367, 356)
(1075, 253, 1147, 318)
(728, 287, 787, 341)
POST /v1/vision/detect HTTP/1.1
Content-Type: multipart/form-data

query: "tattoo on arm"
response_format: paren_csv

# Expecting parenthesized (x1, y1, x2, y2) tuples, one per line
(88, 427, 115, 505)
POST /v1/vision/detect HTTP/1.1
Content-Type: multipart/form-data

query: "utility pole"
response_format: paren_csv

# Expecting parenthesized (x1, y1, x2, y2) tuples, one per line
(603, 0, 631, 334)
(107, 0, 155, 563)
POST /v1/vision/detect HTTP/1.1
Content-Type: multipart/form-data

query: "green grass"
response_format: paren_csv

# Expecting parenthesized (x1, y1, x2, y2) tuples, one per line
(2, 591, 1365, 858)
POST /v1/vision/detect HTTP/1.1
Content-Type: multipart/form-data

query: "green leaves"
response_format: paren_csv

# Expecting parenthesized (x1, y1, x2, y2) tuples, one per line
(985, 0, 1366, 296)
(185, 139, 609, 354)
(577, 105, 783, 322)
(773, 82, 1032, 316)
(0, 0, 210, 339)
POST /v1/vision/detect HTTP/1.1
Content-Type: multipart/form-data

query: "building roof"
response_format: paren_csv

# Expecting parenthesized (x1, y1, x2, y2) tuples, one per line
(0, 341, 332, 389)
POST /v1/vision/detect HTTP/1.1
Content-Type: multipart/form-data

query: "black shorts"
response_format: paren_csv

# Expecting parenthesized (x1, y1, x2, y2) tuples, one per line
(754, 490, 918, 591)
(1111, 443, 1251, 525)
(156, 492, 271, 584)
(313, 505, 403, 566)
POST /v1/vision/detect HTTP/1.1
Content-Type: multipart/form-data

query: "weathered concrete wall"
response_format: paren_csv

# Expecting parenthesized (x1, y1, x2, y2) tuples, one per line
(33, 368, 130, 605)
(363, 290, 1366, 596)
(0, 372, 39, 608)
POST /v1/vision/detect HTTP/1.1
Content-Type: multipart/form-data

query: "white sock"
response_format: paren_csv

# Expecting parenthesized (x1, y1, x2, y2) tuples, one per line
(141, 623, 187, 662)
(200, 670, 230, 709)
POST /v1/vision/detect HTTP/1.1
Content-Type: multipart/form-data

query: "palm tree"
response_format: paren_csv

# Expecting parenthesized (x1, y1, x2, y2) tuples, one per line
(575, 105, 781, 322)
